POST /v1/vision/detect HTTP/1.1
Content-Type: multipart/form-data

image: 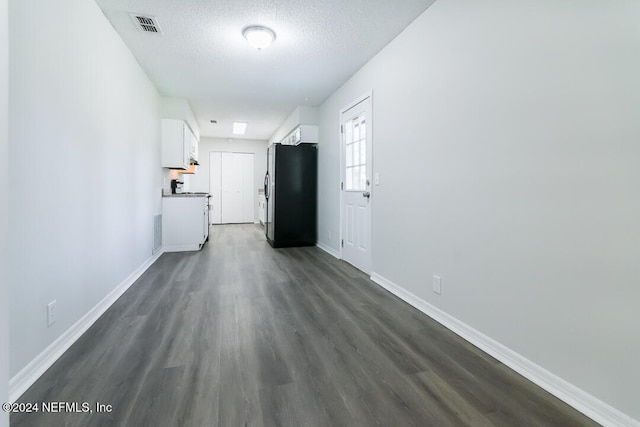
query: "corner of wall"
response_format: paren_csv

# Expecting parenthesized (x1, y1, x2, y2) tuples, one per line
(1, 0, 9, 423)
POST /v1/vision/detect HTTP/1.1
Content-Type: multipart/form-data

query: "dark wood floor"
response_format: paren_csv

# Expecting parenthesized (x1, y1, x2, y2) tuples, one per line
(13, 224, 599, 426)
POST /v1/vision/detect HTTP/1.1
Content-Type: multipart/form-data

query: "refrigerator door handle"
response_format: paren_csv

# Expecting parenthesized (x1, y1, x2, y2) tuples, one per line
(264, 173, 270, 200)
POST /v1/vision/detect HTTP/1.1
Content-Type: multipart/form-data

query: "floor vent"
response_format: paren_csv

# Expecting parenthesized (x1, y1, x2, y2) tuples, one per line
(153, 214, 162, 254)
(130, 14, 162, 34)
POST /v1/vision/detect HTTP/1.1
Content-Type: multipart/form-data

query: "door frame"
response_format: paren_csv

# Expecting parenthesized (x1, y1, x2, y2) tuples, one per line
(339, 91, 373, 273)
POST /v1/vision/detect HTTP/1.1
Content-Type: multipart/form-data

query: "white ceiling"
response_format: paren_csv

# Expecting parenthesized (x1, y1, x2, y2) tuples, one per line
(94, 0, 437, 140)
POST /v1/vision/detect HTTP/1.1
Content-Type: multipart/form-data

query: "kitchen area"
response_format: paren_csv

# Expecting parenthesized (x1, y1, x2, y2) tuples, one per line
(160, 117, 211, 252)
(160, 105, 319, 253)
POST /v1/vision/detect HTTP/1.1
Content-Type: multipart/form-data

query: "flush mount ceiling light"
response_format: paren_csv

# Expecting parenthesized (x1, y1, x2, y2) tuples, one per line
(242, 26, 276, 50)
(233, 122, 248, 135)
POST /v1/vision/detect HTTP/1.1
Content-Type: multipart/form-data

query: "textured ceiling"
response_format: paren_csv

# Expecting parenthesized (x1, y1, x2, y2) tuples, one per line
(94, 0, 437, 139)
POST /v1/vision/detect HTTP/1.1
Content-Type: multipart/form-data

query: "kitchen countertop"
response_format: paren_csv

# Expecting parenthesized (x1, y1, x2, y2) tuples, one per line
(163, 192, 210, 198)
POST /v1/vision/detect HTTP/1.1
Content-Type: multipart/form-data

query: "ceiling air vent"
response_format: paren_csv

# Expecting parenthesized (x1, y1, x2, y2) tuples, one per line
(129, 14, 162, 34)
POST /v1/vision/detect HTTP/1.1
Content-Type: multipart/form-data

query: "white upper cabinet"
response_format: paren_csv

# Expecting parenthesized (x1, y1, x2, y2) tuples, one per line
(161, 118, 198, 169)
(280, 125, 319, 145)
(191, 131, 199, 162)
(187, 127, 198, 162)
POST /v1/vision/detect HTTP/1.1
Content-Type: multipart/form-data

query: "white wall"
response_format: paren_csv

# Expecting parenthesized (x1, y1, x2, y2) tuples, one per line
(189, 137, 268, 223)
(8, 0, 161, 385)
(317, 0, 640, 423)
(160, 97, 199, 139)
(160, 97, 199, 193)
(269, 106, 319, 144)
(0, 0, 9, 423)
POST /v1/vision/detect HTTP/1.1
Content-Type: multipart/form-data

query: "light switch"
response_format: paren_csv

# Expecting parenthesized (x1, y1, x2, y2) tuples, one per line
(374, 173, 380, 186)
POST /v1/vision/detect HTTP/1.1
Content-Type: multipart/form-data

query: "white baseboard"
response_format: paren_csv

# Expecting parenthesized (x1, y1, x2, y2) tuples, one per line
(9, 249, 165, 402)
(316, 242, 341, 259)
(369, 272, 639, 427)
(163, 244, 200, 252)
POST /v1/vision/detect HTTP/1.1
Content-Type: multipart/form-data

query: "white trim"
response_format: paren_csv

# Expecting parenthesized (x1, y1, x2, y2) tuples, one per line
(369, 272, 639, 427)
(337, 107, 344, 260)
(316, 242, 341, 259)
(339, 91, 374, 116)
(9, 249, 165, 402)
(162, 244, 201, 252)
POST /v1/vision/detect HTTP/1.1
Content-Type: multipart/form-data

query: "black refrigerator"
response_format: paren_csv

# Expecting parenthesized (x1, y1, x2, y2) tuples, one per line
(264, 143, 317, 248)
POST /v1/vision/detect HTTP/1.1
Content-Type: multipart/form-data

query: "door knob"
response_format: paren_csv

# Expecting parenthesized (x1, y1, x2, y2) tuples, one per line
(363, 192, 371, 198)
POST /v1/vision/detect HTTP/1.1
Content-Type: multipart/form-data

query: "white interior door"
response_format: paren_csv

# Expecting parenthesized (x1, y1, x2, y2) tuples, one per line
(209, 152, 222, 224)
(221, 152, 238, 223)
(241, 153, 255, 223)
(211, 151, 255, 224)
(341, 96, 372, 273)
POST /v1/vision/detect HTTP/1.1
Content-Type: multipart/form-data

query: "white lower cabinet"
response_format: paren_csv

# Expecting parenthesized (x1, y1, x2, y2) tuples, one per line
(162, 196, 209, 252)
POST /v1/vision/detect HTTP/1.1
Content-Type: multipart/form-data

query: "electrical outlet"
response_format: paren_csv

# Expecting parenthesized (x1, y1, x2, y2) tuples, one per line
(432, 275, 442, 295)
(47, 300, 57, 327)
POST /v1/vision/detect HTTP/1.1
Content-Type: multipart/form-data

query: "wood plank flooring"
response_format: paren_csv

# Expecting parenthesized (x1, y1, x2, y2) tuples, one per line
(12, 224, 599, 426)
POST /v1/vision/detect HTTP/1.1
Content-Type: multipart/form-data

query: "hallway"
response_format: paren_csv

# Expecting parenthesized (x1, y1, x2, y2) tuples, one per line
(13, 224, 598, 426)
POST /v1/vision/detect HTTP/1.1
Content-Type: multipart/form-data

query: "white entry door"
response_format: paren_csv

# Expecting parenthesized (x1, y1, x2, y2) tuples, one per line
(209, 152, 254, 224)
(341, 96, 372, 273)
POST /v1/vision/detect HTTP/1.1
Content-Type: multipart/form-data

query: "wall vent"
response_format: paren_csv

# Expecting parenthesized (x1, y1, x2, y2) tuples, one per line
(130, 14, 162, 34)
(153, 214, 162, 254)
